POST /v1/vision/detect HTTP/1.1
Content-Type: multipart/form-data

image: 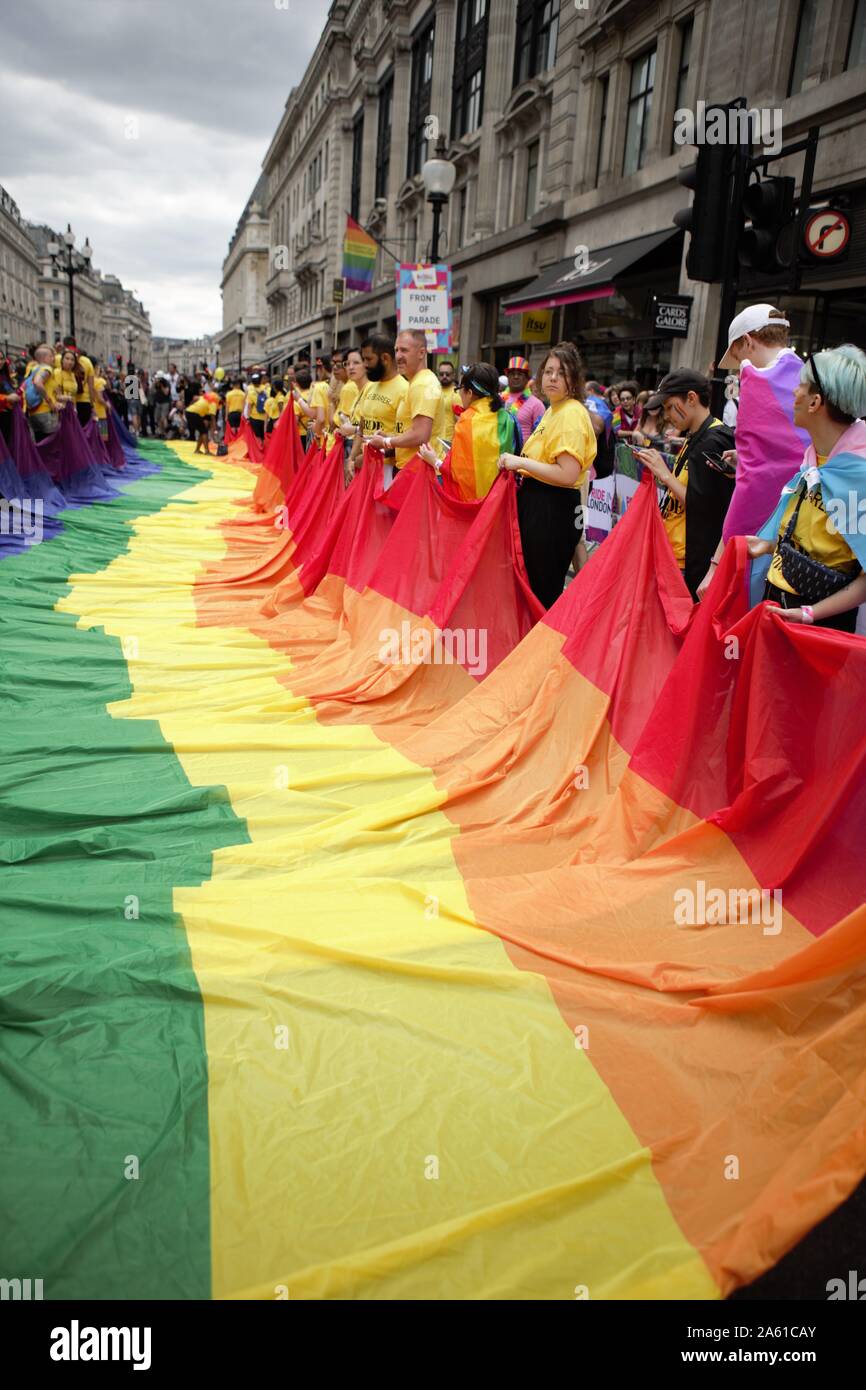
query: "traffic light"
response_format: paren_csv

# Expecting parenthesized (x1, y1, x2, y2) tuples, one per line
(673, 143, 737, 282)
(738, 175, 796, 272)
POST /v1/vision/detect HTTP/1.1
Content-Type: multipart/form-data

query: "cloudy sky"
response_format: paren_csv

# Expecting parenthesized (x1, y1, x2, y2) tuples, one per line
(2, 0, 331, 338)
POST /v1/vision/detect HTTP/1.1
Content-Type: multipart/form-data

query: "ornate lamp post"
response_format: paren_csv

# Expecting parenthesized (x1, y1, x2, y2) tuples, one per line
(45, 225, 92, 342)
(421, 135, 456, 263)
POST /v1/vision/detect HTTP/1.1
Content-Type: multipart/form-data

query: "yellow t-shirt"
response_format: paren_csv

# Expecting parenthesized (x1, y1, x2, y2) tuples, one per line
(225, 387, 245, 413)
(311, 379, 330, 438)
(27, 364, 58, 414)
(75, 354, 94, 403)
(520, 397, 597, 489)
(767, 455, 860, 594)
(186, 397, 212, 417)
(353, 375, 409, 440)
(53, 367, 79, 400)
(660, 449, 688, 566)
(265, 391, 285, 421)
(394, 368, 445, 468)
(439, 385, 458, 444)
(337, 379, 359, 424)
(246, 383, 271, 420)
(93, 376, 108, 420)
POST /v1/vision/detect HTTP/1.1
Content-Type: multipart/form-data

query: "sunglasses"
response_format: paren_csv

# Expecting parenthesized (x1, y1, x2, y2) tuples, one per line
(807, 352, 825, 401)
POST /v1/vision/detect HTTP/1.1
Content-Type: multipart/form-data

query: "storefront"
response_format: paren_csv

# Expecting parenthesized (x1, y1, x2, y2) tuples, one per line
(501, 228, 685, 387)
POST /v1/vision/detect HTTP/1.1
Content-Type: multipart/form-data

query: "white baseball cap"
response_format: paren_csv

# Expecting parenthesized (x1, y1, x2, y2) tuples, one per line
(719, 304, 790, 368)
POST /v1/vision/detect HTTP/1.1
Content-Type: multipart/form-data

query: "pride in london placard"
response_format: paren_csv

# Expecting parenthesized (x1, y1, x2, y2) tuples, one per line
(396, 264, 452, 353)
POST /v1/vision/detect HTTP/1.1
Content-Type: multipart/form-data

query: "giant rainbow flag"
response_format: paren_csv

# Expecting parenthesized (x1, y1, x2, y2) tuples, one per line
(2, 421, 866, 1300)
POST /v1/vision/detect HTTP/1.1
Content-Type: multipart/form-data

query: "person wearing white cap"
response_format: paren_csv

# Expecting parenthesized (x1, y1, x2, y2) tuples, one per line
(696, 304, 810, 600)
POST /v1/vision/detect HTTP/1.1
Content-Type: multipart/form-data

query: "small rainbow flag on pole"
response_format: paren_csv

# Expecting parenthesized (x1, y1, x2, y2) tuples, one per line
(342, 215, 377, 291)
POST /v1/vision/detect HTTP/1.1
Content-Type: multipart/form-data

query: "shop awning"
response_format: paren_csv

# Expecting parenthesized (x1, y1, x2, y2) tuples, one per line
(503, 229, 680, 315)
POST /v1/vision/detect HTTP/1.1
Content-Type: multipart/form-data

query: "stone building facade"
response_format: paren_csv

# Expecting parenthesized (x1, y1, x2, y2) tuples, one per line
(217, 175, 271, 374)
(0, 185, 41, 356)
(230, 0, 865, 382)
(26, 222, 152, 369)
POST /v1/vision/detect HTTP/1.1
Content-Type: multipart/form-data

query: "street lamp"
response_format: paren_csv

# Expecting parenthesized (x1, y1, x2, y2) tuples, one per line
(126, 328, 135, 371)
(238, 317, 245, 374)
(421, 135, 456, 264)
(46, 225, 92, 342)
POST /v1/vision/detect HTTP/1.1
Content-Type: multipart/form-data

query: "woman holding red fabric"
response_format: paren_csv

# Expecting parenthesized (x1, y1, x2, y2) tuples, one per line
(421, 363, 518, 501)
(497, 342, 597, 609)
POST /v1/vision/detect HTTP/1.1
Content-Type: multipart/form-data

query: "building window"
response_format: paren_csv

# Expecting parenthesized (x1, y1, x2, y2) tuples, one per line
(623, 48, 656, 175)
(407, 14, 436, 179)
(452, 0, 487, 138)
(513, 0, 559, 87)
(375, 73, 393, 199)
(846, 0, 866, 68)
(789, 0, 818, 94)
(524, 141, 539, 219)
(350, 112, 364, 221)
(671, 18, 693, 150)
(594, 73, 609, 186)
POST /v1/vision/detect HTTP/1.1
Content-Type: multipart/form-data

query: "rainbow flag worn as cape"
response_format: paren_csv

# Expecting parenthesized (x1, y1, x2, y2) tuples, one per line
(342, 215, 377, 292)
(722, 348, 810, 541)
(748, 417, 866, 605)
(449, 398, 517, 500)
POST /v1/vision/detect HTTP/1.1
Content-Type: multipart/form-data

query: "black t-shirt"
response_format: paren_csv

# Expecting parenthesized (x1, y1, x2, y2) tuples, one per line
(668, 414, 735, 597)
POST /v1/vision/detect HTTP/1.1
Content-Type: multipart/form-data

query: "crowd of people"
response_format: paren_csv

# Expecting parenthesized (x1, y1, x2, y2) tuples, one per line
(3, 310, 865, 631)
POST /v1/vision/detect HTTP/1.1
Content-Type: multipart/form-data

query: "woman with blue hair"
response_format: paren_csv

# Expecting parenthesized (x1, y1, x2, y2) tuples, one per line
(746, 344, 866, 632)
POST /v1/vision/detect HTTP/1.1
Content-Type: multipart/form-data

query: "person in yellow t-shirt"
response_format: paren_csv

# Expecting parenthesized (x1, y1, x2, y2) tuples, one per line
(436, 360, 458, 446)
(332, 348, 369, 481)
(292, 363, 329, 450)
(264, 379, 286, 436)
(744, 346, 866, 633)
(497, 342, 598, 609)
(53, 350, 83, 408)
(25, 344, 61, 440)
(370, 330, 445, 472)
(352, 334, 408, 478)
(55, 340, 96, 425)
(185, 391, 212, 454)
(93, 370, 109, 438)
(245, 373, 270, 442)
(224, 380, 246, 431)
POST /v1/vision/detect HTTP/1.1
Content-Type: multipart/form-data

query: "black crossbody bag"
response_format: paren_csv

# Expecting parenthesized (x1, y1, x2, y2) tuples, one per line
(777, 478, 852, 603)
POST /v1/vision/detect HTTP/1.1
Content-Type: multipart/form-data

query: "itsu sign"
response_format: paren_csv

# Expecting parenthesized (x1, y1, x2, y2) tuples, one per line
(653, 294, 693, 337)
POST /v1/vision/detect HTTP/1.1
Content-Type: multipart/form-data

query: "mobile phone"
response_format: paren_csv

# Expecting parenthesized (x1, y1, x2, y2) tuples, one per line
(705, 452, 736, 477)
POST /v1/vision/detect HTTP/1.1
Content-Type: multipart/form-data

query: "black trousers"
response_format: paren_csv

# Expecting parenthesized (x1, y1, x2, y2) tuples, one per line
(76, 402, 92, 426)
(227, 411, 242, 430)
(517, 475, 582, 610)
(764, 580, 858, 633)
(250, 417, 265, 441)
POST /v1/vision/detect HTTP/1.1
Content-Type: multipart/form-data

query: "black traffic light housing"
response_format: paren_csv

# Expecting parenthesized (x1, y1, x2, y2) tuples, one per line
(673, 143, 739, 283)
(738, 175, 797, 272)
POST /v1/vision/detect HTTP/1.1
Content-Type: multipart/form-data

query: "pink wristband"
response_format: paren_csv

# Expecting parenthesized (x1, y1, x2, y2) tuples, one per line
(801, 605, 815, 624)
